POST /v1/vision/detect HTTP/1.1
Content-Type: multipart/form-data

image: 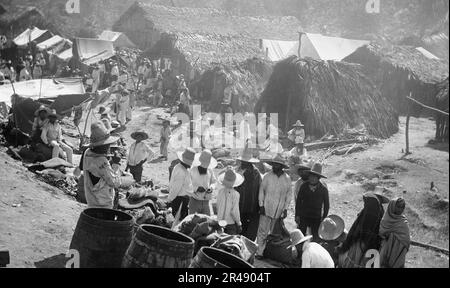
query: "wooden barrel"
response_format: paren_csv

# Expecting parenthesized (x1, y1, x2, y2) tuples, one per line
(122, 224, 195, 268)
(190, 247, 254, 268)
(69, 208, 134, 268)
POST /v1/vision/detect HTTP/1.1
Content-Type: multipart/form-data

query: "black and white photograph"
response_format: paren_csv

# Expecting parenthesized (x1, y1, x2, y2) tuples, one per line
(0, 0, 448, 272)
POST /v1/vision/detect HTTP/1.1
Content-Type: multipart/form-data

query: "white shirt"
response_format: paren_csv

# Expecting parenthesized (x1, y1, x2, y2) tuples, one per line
(301, 242, 335, 268)
(168, 163, 193, 202)
(127, 141, 154, 166)
(216, 186, 241, 226)
(259, 171, 292, 219)
(189, 167, 216, 201)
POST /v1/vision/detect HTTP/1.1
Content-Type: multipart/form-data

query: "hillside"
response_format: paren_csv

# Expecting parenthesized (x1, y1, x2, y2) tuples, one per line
(2, 0, 448, 46)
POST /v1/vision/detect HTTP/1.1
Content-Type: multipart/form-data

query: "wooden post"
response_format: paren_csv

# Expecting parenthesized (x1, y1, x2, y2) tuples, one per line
(405, 100, 412, 155)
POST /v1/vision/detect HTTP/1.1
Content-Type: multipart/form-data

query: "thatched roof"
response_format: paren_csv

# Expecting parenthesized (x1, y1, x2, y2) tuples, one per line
(175, 33, 264, 71)
(191, 58, 273, 112)
(0, 5, 44, 26)
(256, 56, 399, 138)
(131, 2, 301, 40)
(344, 43, 449, 84)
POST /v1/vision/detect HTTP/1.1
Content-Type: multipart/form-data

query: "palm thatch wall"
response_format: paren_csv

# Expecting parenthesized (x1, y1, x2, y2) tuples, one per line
(0, 5, 50, 39)
(190, 58, 273, 113)
(256, 56, 399, 139)
(435, 77, 449, 142)
(344, 43, 449, 116)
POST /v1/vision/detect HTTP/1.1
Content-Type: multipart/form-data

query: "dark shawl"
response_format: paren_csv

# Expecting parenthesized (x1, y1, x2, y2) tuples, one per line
(235, 164, 262, 215)
(341, 193, 384, 253)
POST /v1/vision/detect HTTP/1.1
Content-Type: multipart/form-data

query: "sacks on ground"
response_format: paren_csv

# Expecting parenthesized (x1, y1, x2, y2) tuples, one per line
(263, 234, 297, 266)
(18, 146, 38, 163)
(174, 214, 220, 253)
(212, 235, 258, 264)
(174, 214, 218, 237)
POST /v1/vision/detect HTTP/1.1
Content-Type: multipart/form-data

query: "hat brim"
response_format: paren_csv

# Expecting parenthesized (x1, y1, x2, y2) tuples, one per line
(90, 135, 120, 148)
(287, 235, 313, 249)
(237, 157, 260, 164)
(218, 172, 245, 188)
(193, 154, 218, 169)
(118, 198, 155, 210)
(177, 151, 194, 166)
(318, 215, 345, 241)
(131, 132, 149, 141)
(307, 171, 327, 179)
(264, 160, 289, 169)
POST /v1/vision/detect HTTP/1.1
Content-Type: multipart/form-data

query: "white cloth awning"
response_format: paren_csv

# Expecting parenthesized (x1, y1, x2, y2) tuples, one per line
(36, 35, 65, 51)
(0, 78, 85, 106)
(13, 27, 49, 47)
(261, 33, 370, 62)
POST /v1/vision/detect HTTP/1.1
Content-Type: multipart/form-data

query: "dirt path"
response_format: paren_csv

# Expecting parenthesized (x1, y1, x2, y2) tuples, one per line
(0, 107, 448, 268)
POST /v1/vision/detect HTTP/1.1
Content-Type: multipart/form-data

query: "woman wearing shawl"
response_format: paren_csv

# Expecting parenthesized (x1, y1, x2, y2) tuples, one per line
(338, 193, 386, 268)
(379, 198, 410, 268)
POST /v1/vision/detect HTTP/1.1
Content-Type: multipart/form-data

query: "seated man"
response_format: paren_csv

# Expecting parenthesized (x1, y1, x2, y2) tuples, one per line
(31, 106, 49, 145)
(41, 110, 73, 165)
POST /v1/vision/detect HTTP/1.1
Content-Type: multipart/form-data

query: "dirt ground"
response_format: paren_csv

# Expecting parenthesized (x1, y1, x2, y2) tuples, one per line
(0, 106, 448, 268)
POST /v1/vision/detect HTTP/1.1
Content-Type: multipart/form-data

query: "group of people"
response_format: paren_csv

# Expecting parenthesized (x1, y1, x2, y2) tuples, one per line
(30, 105, 73, 165)
(0, 51, 47, 83)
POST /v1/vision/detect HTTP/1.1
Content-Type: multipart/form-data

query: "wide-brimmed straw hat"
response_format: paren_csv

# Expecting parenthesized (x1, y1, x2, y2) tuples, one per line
(177, 147, 196, 166)
(131, 131, 149, 141)
(193, 150, 217, 169)
(237, 146, 259, 164)
(35, 105, 49, 116)
(293, 120, 305, 128)
(307, 163, 327, 179)
(47, 109, 60, 119)
(218, 167, 244, 188)
(287, 229, 313, 249)
(265, 154, 288, 169)
(89, 122, 120, 148)
(319, 215, 345, 241)
(118, 189, 157, 210)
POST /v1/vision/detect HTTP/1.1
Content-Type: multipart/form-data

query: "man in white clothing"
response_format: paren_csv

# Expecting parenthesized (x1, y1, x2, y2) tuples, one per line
(288, 229, 334, 268)
(41, 110, 73, 164)
(168, 148, 195, 220)
(126, 131, 154, 183)
(256, 154, 292, 258)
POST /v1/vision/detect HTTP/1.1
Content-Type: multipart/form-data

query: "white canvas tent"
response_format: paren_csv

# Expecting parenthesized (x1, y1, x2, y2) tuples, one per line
(261, 33, 370, 62)
(0, 78, 85, 106)
(73, 38, 115, 65)
(98, 30, 136, 48)
(36, 35, 70, 52)
(13, 27, 51, 47)
(56, 48, 73, 61)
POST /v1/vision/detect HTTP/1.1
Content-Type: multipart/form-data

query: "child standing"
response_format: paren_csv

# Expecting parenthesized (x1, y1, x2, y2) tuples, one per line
(216, 167, 244, 235)
(160, 120, 171, 161)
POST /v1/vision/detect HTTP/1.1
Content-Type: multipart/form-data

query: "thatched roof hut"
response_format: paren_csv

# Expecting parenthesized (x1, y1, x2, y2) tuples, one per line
(113, 2, 300, 74)
(190, 58, 273, 113)
(256, 56, 399, 139)
(343, 43, 449, 115)
(114, 2, 301, 49)
(0, 5, 49, 39)
(114, 2, 300, 108)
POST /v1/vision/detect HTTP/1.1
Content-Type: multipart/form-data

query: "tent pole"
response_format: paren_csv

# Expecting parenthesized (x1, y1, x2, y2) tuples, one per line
(405, 96, 412, 156)
(81, 105, 93, 149)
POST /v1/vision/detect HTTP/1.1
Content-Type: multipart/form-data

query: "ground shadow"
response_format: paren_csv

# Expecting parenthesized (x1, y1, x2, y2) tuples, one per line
(426, 142, 449, 152)
(150, 157, 165, 164)
(34, 253, 67, 268)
